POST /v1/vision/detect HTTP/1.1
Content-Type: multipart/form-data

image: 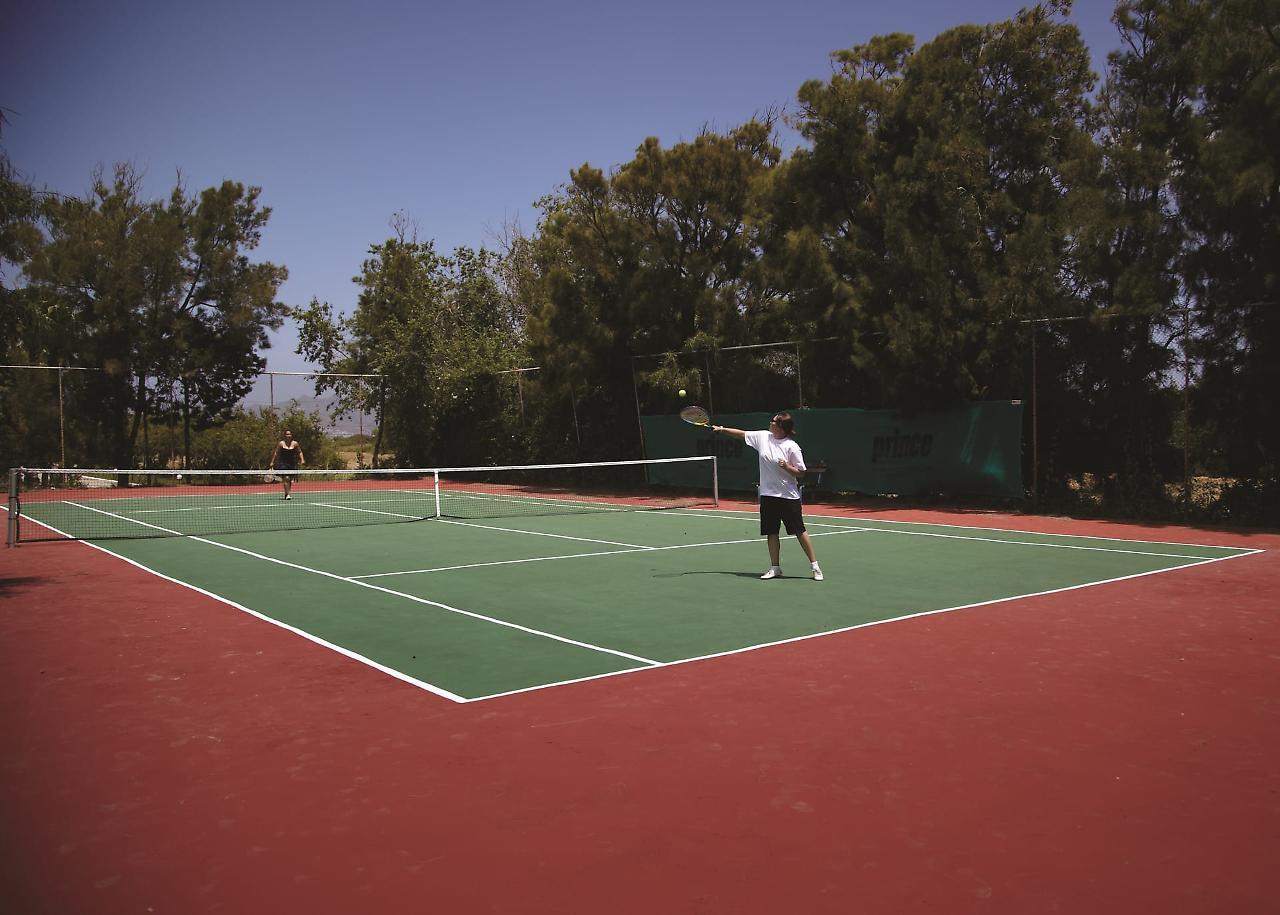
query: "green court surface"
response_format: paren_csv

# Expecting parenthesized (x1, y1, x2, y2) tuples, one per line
(15, 499, 1257, 701)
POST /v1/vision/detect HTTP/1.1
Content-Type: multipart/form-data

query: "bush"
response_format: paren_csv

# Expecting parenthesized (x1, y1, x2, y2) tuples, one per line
(185, 407, 344, 471)
(1207, 478, 1280, 527)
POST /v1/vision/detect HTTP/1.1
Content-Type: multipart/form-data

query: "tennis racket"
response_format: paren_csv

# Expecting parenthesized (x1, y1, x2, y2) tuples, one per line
(680, 405, 713, 429)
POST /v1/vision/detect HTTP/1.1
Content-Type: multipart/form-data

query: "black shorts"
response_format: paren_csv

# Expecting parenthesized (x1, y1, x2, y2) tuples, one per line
(760, 495, 805, 536)
(274, 464, 298, 477)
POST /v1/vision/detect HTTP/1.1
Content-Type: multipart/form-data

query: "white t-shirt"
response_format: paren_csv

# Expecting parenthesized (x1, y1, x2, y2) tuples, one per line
(745, 430, 806, 500)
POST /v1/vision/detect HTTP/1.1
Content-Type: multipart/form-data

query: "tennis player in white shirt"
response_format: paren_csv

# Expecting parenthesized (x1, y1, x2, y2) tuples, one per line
(712, 412, 823, 581)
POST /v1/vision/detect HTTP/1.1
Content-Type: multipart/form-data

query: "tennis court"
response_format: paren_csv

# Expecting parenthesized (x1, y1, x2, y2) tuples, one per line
(2, 474, 1277, 915)
(8, 464, 1259, 701)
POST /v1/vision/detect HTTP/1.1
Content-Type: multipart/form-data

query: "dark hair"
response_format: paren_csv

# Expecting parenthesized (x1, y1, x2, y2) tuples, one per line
(771, 412, 795, 437)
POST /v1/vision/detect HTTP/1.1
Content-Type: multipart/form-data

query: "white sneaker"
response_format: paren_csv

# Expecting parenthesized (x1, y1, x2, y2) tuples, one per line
(812, 567, 824, 582)
(760, 567, 782, 580)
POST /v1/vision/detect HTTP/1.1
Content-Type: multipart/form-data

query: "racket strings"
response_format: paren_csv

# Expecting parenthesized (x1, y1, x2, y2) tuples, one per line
(680, 405, 711, 426)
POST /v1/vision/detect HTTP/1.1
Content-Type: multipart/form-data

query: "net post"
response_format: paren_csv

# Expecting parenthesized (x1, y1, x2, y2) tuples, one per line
(433, 470, 442, 519)
(373, 377, 386, 470)
(6, 468, 18, 546)
(711, 456, 719, 508)
(1030, 322, 1039, 507)
(58, 368, 67, 469)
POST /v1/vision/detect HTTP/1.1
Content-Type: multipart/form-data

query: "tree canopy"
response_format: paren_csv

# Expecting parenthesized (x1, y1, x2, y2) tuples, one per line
(3, 0, 1277, 521)
(5, 164, 288, 467)
(295, 218, 527, 467)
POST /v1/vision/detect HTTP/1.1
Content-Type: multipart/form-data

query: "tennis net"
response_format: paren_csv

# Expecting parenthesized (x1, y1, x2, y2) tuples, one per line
(5, 457, 719, 544)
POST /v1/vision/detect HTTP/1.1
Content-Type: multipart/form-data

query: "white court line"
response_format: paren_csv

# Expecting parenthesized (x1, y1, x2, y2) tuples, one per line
(124, 490, 646, 516)
(352, 528, 872, 579)
(661, 504, 1263, 555)
(438, 518, 654, 549)
(128, 497, 435, 515)
(27, 488, 1258, 555)
(354, 548, 657, 578)
(797, 519, 1228, 560)
(11, 512, 467, 703)
(119, 499, 431, 519)
(63, 501, 660, 671)
(654, 506, 1256, 560)
(437, 501, 1242, 562)
(463, 548, 1264, 702)
(132, 503, 295, 514)
(442, 491, 636, 512)
(314, 502, 426, 520)
(20, 500, 1265, 704)
(39, 485, 433, 505)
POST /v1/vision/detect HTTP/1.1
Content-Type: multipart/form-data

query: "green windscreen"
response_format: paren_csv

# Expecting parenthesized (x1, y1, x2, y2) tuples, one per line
(644, 402, 1024, 499)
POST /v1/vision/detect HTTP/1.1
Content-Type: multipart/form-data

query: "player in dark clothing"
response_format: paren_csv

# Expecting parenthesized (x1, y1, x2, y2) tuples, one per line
(270, 430, 305, 500)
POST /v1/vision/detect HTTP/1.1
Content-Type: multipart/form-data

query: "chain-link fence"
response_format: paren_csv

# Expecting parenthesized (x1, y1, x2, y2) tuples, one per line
(0, 368, 385, 472)
(1022, 307, 1277, 525)
(625, 327, 1276, 525)
(630, 339, 854, 418)
(5, 317, 1275, 525)
(0, 365, 98, 470)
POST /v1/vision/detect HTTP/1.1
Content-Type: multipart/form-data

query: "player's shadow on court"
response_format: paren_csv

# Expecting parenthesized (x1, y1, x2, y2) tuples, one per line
(0, 576, 46, 597)
(652, 570, 765, 580)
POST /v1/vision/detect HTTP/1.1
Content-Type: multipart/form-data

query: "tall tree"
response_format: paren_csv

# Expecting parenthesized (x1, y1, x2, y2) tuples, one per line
(0, 142, 58, 466)
(1079, 0, 1280, 515)
(1165, 0, 1280, 485)
(1035, 0, 1199, 513)
(295, 219, 527, 467)
(775, 2, 1098, 411)
(526, 120, 781, 455)
(23, 165, 288, 467)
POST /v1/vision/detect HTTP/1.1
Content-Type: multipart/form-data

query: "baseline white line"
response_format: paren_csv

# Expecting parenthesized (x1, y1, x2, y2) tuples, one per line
(462, 548, 1262, 702)
(63, 501, 659, 667)
(351, 528, 871, 579)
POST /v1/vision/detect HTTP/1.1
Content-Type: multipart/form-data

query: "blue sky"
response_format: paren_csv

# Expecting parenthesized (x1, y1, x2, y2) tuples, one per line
(4, 0, 1123, 375)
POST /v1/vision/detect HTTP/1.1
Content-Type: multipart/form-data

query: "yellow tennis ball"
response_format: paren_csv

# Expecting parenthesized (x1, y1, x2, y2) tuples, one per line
(678, 389, 687, 397)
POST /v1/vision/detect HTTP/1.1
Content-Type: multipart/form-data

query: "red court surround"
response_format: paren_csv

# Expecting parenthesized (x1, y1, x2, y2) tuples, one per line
(1, 505, 1276, 914)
